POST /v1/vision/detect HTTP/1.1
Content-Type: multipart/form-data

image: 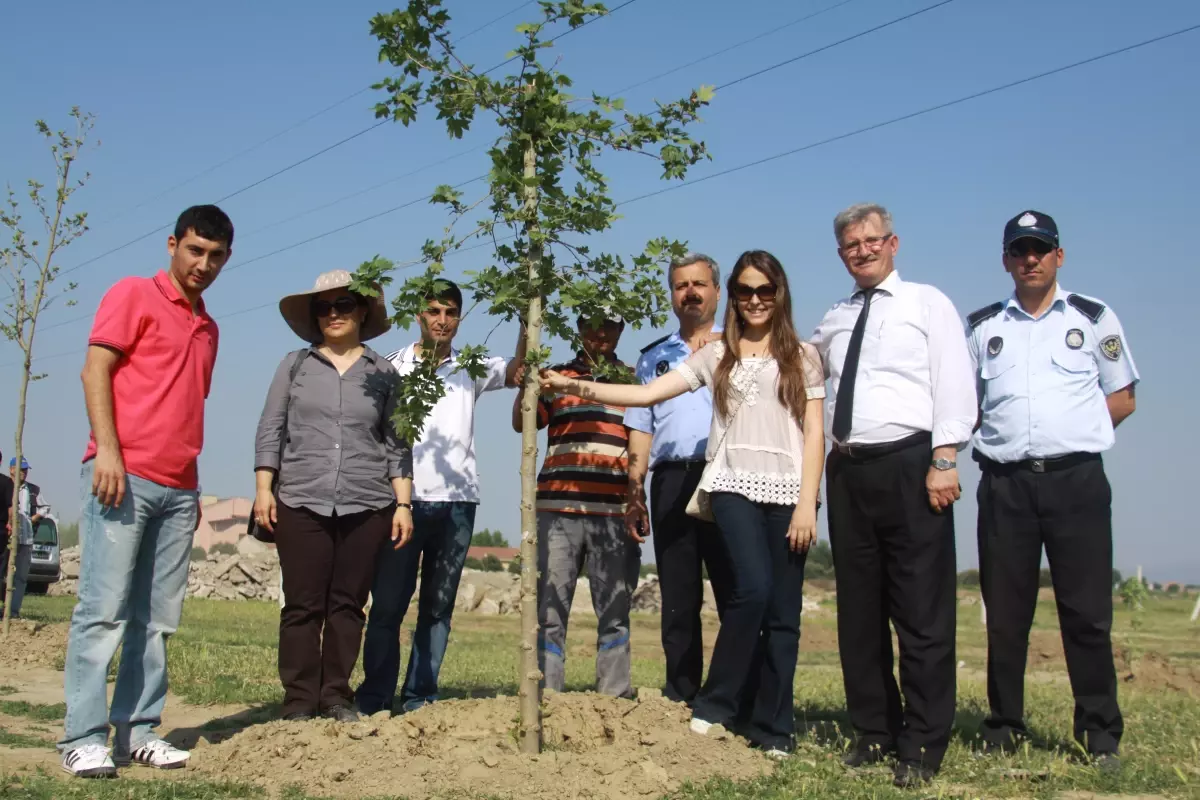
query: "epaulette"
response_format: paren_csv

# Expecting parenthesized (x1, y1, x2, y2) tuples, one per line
(639, 334, 671, 354)
(1067, 294, 1106, 323)
(966, 302, 1004, 329)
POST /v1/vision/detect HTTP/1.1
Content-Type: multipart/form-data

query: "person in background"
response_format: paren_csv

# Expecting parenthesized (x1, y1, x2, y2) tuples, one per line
(8, 456, 50, 618)
(0, 450, 12, 614)
(513, 311, 639, 697)
(357, 280, 524, 715)
(968, 210, 1137, 769)
(254, 270, 414, 724)
(811, 203, 976, 788)
(624, 252, 732, 705)
(59, 205, 233, 779)
(542, 250, 825, 758)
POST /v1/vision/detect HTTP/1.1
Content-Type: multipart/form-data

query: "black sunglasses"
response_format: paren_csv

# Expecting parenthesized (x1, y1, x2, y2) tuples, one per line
(1006, 239, 1055, 259)
(733, 283, 777, 303)
(313, 296, 360, 317)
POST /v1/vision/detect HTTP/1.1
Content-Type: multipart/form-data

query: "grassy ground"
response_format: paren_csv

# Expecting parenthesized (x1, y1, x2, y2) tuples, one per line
(3, 592, 1198, 799)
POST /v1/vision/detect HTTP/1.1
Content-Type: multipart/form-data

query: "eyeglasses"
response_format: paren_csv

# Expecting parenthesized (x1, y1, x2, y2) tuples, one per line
(733, 283, 777, 303)
(313, 296, 359, 317)
(1005, 239, 1055, 259)
(839, 233, 893, 255)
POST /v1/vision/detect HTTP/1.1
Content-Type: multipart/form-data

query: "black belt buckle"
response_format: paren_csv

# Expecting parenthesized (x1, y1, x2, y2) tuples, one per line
(1031, 459, 1045, 473)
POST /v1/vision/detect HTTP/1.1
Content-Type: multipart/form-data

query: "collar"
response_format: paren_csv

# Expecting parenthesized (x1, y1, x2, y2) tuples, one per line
(399, 341, 457, 366)
(1004, 284, 1069, 320)
(153, 270, 207, 314)
(668, 325, 724, 348)
(851, 269, 901, 298)
(306, 344, 381, 364)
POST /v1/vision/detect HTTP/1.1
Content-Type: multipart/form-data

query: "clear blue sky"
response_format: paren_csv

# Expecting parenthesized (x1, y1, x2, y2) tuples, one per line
(2, 0, 1197, 581)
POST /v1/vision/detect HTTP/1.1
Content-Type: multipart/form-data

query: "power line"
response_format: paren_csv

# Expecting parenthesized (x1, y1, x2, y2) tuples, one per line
(89, 3, 535, 230)
(713, 0, 958, 92)
(14, 0, 981, 332)
(455, 1, 537, 42)
(54, 0, 645, 284)
(9, 21, 1193, 372)
(607, 0, 861, 97)
(617, 22, 1200, 205)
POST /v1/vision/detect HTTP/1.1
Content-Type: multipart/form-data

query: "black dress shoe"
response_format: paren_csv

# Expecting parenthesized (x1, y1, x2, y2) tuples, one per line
(281, 711, 314, 722)
(323, 705, 361, 723)
(892, 761, 936, 788)
(842, 746, 893, 768)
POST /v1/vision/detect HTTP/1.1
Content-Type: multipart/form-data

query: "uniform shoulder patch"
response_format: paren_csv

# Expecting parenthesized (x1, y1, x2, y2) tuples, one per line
(1067, 294, 1106, 323)
(967, 302, 1004, 329)
(639, 334, 671, 354)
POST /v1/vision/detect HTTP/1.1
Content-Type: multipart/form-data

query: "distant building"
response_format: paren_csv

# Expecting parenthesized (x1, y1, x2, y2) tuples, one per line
(467, 546, 519, 566)
(194, 497, 252, 551)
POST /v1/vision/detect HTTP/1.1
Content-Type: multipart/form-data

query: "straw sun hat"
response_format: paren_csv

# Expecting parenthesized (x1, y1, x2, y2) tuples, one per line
(278, 269, 391, 344)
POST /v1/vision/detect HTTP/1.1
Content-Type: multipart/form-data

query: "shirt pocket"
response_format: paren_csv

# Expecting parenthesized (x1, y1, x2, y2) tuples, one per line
(979, 349, 1019, 400)
(1050, 347, 1094, 376)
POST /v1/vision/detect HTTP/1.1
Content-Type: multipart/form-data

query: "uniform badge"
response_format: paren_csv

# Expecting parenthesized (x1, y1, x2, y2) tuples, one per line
(987, 336, 1003, 357)
(655, 360, 669, 376)
(1100, 335, 1122, 361)
(1065, 329, 1084, 349)
(1018, 212, 1038, 227)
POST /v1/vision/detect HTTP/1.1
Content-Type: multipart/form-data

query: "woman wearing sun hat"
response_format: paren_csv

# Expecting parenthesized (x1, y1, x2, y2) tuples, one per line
(253, 269, 414, 723)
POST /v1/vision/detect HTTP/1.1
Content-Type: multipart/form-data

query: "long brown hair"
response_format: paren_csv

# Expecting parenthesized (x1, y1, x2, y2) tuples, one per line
(712, 250, 810, 422)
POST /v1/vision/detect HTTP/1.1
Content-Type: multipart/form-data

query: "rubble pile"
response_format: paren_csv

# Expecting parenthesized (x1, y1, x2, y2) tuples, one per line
(52, 539, 827, 616)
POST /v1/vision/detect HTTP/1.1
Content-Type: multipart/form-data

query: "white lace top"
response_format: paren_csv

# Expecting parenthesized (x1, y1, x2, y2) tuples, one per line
(676, 341, 825, 506)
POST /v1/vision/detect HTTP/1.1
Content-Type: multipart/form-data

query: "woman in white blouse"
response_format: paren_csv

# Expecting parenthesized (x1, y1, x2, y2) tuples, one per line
(541, 250, 825, 756)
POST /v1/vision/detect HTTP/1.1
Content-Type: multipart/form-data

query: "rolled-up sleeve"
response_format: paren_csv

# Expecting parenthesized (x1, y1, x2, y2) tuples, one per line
(926, 290, 977, 449)
(382, 368, 414, 479)
(254, 354, 296, 471)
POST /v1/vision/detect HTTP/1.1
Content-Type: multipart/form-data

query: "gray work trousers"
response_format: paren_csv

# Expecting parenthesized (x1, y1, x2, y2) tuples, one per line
(537, 512, 640, 698)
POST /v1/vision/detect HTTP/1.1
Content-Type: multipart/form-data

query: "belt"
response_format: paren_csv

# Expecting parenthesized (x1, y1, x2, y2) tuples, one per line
(973, 449, 1101, 474)
(832, 431, 931, 460)
(655, 460, 706, 471)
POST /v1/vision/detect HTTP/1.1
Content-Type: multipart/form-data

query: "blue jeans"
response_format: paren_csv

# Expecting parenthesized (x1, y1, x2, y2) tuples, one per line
(357, 501, 476, 714)
(58, 464, 198, 753)
(10, 543, 32, 617)
(692, 492, 808, 751)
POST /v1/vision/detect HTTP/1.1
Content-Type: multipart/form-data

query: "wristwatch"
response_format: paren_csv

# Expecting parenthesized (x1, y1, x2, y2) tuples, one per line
(931, 458, 957, 471)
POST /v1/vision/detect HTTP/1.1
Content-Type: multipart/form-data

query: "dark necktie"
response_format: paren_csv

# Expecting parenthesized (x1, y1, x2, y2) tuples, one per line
(831, 288, 876, 443)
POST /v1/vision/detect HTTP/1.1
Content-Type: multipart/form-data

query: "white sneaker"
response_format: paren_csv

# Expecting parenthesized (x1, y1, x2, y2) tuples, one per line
(114, 738, 190, 770)
(689, 717, 714, 736)
(764, 748, 791, 760)
(61, 744, 118, 778)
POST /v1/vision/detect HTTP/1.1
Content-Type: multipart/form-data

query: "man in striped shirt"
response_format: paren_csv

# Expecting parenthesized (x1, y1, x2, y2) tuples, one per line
(512, 312, 639, 697)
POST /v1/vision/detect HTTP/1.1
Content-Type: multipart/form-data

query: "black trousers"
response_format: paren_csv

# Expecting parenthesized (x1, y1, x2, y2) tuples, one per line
(276, 502, 392, 716)
(976, 454, 1122, 754)
(827, 440, 957, 770)
(650, 461, 733, 704)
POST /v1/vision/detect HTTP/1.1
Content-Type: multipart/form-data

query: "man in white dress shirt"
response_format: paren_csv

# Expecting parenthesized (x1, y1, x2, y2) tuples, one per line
(811, 203, 976, 787)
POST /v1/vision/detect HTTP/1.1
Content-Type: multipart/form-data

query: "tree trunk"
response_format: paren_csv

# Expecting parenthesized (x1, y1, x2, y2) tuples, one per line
(517, 136, 544, 754)
(3, 159, 65, 637)
(3, 360, 31, 637)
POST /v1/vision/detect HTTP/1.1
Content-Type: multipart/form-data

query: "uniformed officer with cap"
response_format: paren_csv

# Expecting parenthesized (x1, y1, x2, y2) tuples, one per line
(967, 210, 1138, 768)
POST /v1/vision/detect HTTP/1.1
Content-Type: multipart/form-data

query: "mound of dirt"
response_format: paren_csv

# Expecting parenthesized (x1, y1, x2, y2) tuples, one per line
(0, 620, 68, 671)
(194, 691, 770, 799)
(1118, 650, 1200, 695)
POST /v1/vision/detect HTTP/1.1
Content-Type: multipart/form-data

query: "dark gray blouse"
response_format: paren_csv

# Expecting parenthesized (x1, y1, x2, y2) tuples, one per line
(254, 346, 412, 516)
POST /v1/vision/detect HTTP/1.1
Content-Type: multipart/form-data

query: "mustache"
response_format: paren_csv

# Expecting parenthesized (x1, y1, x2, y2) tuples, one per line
(682, 296, 703, 305)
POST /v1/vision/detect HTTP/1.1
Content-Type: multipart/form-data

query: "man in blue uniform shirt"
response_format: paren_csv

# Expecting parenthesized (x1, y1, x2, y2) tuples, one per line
(967, 210, 1138, 769)
(625, 251, 731, 705)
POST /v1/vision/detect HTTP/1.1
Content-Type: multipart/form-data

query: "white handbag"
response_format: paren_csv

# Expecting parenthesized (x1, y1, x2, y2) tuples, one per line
(685, 359, 768, 521)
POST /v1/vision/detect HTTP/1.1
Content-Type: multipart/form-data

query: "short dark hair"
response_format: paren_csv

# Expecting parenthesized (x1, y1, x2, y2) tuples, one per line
(425, 279, 462, 311)
(174, 205, 234, 247)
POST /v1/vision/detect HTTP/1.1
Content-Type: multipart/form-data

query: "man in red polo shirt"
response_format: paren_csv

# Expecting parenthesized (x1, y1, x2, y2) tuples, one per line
(58, 205, 233, 779)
